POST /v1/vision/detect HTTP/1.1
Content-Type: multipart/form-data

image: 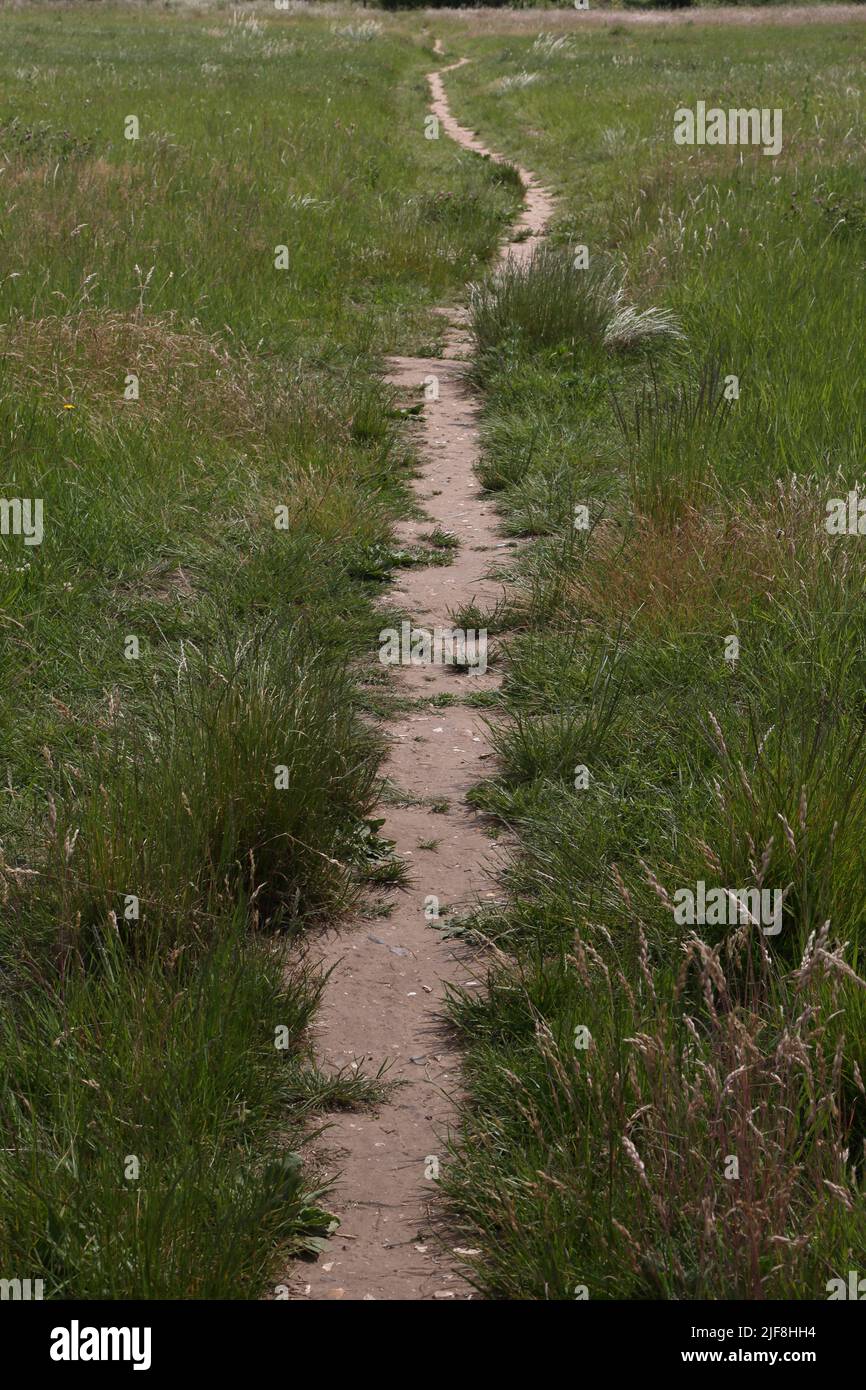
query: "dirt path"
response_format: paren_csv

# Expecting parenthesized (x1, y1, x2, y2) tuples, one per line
(288, 43, 552, 1303)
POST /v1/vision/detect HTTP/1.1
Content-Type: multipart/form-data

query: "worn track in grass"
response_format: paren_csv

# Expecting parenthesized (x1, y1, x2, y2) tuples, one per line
(287, 41, 552, 1303)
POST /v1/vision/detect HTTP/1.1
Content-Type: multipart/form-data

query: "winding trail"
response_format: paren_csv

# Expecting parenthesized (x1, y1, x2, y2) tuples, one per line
(289, 41, 553, 1302)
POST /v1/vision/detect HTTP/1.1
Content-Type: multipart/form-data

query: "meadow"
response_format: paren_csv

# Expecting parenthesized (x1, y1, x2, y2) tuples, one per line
(1, 0, 864, 1304)
(437, 17, 866, 1297)
(0, 3, 516, 1297)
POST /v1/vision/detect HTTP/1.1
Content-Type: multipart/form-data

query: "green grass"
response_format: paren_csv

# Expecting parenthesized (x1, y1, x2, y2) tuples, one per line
(439, 16, 866, 1300)
(0, 5, 518, 1298)
(5, 0, 864, 1305)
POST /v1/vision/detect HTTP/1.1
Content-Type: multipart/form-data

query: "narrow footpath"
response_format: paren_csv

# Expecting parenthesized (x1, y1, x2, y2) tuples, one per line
(290, 39, 554, 1302)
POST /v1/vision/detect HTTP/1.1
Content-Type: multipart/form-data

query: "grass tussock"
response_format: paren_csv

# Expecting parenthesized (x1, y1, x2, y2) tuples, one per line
(469, 245, 682, 365)
(446, 912, 865, 1300)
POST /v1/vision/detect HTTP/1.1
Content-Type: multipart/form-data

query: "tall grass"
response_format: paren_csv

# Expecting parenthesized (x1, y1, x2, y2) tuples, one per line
(444, 18, 866, 1299)
(469, 246, 681, 365)
(0, 914, 334, 1299)
(0, 5, 518, 1297)
(612, 361, 733, 523)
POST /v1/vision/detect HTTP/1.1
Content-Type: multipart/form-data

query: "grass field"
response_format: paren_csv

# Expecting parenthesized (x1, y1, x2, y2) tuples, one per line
(438, 18, 866, 1298)
(0, 4, 517, 1297)
(2, 0, 865, 1304)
